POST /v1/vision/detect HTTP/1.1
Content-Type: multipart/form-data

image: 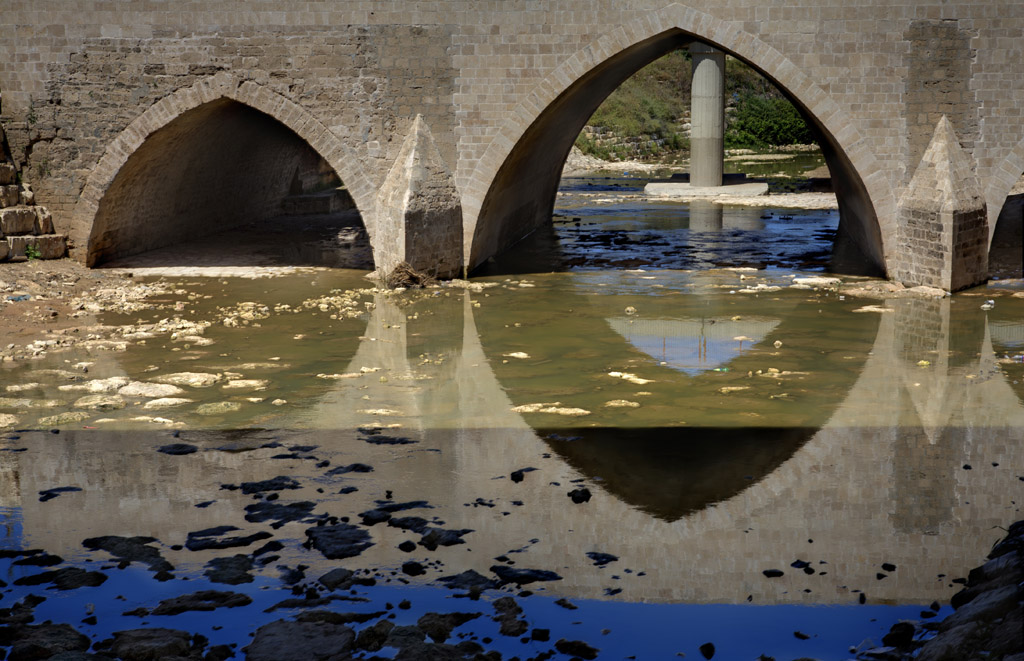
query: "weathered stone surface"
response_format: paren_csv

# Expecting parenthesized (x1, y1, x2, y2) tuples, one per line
(0, 207, 37, 235)
(151, 590, 252, 615)
(0, 163, 15, 186)
(151, 372, 222, 387)
(73, 393, 127, 410)
(34, 207, 54, 234)
(375, 114, 462, 280)
(6, 234, 66, 259)
(305, 522, 374, 559)
(0, 184, 19, 208)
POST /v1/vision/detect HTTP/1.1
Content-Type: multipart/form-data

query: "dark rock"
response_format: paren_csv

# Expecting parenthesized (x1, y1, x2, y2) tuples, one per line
(245, 501, 322, 528)
(510, 467, 537, 483)
(82, 536, 174, 573)
(941, 584, 1022, 632)
(398, 540, 417, 553)
(437, 570, 497, 592)
(490, 565, 562, 586)
(12, 553, 63, 567)
(385, 624, 427, 650)
(0, 549, 42, 560)
(13, 567, 108, 590)
(881, 621, 916, 647)
(531, 628, 550, 641)
(498, 617, 528, 637)
(585, 551, 618, 567)
(398, 599, 412, 610)
(325, 463, 374, 476)
(699, 641, 716, 659)
(38, 486, 82, 502)
(402, 561, 426, 577)
(109, 627, 196, 661)
(793, 630, 810, 640)
(762, 569, 784, 578)
(204, 555, 254, 585)
(359, 509, 392, 526)
(253, 540, 285, 557)
(355, 620, 395, 652)
(318, 568, 354, 591)
(7, 623, 90, 660)
(157, 443, 197, 455)
(278, 564, 307, 585)
(296, 610, 386, 626)
(264, 594, 369, 612)
(185, 526, 272, 552)
(151, 590, 252, 615)
(375, 500, 432, 513)
(363, 435, 417, 445)
(881, 562, 897, 572)
(243, 620, 355, 661)
(554, 597, 578, 610)
(567, 488, 591, 504)
(555, 638, 599, 660)
(419, 527, 472, 551)
(388, 516, 431, 534)
(233, 476, 301, 495)
(305, 523, 374, 559)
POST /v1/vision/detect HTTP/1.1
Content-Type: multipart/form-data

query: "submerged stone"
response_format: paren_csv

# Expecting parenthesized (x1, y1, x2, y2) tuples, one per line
(82, 535, 174, 574)
(305, 523, 374, 559)
(151, 590, 252, 615)
(204, 554, 255, 585)
(13, 567, 108, 590)
(244, 620, 355, 661)
(490, 565, 562, 586)
(185, 526, 272, 552)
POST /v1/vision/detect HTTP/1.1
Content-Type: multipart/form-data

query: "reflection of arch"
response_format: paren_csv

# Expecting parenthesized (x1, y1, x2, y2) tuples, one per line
(73, 73, 375, 265)
(464, 3, 893, 275)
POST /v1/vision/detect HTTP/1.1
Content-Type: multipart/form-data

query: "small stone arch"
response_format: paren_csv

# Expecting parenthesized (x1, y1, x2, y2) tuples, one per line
(72, 72, 377, 265)
(463, 3, 896, 275)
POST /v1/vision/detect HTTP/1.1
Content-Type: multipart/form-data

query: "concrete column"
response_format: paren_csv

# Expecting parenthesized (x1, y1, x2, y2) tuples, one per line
(689, 42, 725, 188)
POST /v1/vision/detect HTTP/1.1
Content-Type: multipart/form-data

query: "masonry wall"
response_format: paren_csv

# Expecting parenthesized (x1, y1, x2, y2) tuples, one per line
(2, 1, 1024, 274)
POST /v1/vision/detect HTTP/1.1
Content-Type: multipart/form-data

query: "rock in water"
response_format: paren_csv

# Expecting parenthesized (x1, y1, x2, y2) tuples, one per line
(305, 523, 374, 559)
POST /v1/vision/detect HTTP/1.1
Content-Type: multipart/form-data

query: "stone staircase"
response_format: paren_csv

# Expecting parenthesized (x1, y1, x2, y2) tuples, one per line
(0, 156, 67, 262)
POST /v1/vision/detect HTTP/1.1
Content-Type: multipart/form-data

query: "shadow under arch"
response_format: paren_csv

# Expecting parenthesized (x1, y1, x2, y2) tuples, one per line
(464, 5, 892, 277)
(73, 74, 377, 266)
(985, 135, 1024, 277)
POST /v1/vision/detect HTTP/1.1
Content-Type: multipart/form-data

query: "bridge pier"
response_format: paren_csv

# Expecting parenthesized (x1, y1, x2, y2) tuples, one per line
(689, 43, 726, 188)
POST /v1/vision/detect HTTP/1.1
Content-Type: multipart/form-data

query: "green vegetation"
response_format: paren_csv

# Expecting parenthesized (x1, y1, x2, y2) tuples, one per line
(575, 50, 815, 160)
(24, 244, 41, 260)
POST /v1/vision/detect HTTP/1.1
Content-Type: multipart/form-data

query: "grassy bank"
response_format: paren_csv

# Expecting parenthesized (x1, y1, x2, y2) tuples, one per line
(576, 50, 814, 161)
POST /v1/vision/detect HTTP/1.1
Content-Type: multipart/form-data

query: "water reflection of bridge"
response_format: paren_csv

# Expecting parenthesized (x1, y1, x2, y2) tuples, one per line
(3, 289, 1023, 607)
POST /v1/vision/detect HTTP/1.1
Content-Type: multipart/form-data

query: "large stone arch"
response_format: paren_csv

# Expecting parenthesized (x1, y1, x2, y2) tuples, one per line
(984, 136, 1024, 246)
(463, 3, 896, 276)
(72, 72, 377, 266)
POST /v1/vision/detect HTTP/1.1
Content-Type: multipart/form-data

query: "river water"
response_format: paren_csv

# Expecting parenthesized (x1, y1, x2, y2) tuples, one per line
(2, 158, 1023, 659)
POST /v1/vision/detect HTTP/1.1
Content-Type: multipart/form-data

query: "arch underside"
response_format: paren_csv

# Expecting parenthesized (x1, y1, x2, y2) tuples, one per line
(88, 99, 351, 266)
(469, 26, 887, 278)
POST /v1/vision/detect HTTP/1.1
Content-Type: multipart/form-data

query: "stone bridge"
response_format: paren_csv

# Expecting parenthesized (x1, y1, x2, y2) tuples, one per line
(2, 1, 1024, 289)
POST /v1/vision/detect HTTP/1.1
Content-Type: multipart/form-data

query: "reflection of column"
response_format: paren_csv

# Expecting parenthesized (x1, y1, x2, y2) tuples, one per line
(688, 200, 723, 231)
(887, 298, 982, 534)
(690, 43, 725, 187)
(723, 207, 765, 231)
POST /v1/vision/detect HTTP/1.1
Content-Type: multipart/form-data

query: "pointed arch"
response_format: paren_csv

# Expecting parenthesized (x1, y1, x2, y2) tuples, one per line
(72, 72, 376, 264)
(462, 3, 895, 275)
(985, 135, 1024, 245)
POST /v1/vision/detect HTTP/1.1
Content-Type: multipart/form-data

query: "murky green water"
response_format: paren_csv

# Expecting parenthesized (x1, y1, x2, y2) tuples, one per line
(2, 171, 1023, 659)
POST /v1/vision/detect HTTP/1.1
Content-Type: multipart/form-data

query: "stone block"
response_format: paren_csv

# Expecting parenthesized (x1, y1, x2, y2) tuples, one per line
(0, 239, 9, 261)
(18, 188, 34, 206)
(34, 207, 54, 234)
(0, 185, 19, 208)
(0, 207, 37, 235)
(0, 163, 14, 186)
(6, 234, 66, 260)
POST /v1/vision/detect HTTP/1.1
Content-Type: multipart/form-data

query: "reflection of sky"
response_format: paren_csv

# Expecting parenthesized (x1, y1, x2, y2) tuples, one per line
(0, 506, 24, 550)
(607, 317, 780, 374)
